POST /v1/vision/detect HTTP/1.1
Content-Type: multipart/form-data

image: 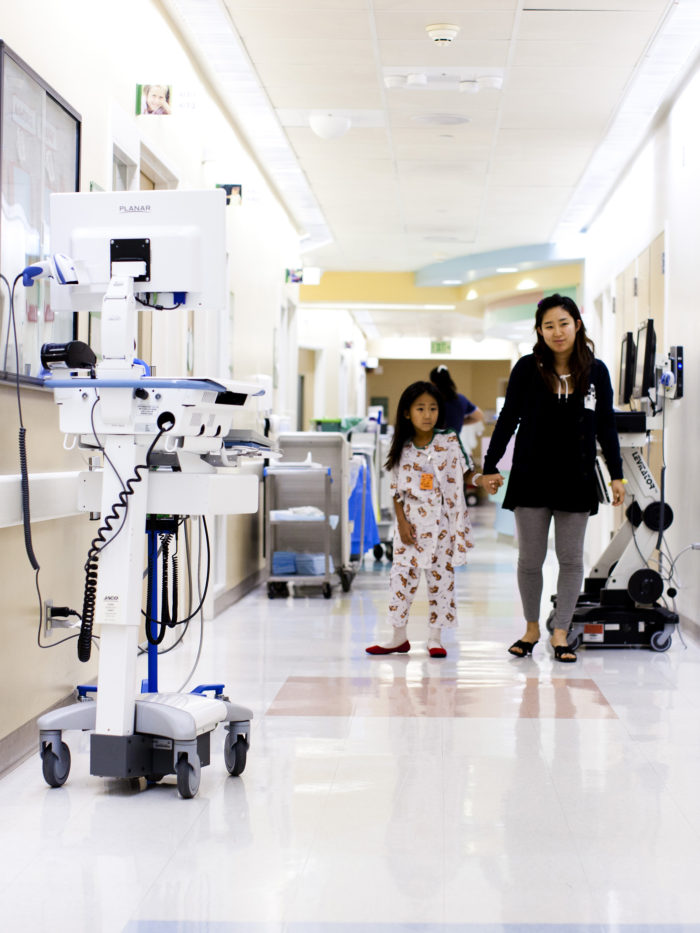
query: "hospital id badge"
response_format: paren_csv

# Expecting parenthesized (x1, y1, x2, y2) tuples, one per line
(420, 472, 433, 491)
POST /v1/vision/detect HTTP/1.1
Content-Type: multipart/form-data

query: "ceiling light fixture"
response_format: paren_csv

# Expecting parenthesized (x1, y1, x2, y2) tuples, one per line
(459, 80, 479, 95)
(426, 23, 460, 43)
(384, 74, 406, 89)
(516, 278, 538, 290)
(406, 73, 428, 87)
(308, 112, 351, 139)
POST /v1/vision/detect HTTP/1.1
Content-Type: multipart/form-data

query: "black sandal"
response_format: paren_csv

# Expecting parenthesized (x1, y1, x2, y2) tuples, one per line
(508, 639, 538, 657)
(552, 644, 577, 663)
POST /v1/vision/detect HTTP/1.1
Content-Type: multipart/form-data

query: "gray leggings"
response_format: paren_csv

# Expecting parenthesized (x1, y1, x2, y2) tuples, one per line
(514, 507, 589, 630)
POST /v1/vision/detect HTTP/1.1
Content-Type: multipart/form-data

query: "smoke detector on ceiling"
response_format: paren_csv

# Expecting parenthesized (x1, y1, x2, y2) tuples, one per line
(426, 23, 460, 43)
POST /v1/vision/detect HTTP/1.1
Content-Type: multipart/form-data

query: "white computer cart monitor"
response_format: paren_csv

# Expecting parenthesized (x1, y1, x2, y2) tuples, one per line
(49, 188, 227, 314)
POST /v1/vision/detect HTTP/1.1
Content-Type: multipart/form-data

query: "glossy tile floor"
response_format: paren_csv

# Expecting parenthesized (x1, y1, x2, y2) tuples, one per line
(3, 506, 700, 933)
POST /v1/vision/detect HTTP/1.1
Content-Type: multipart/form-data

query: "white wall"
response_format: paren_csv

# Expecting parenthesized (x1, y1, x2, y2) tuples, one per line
(297, 307, 368, 419)
(584, 65, 700, 625)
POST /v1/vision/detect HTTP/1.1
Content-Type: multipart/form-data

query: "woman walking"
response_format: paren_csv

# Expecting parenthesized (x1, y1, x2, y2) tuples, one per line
(480, 294, 626, 662)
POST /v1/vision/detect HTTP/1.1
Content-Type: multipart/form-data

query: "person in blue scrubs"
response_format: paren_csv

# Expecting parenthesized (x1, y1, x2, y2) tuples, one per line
(430, 365, 484, 434)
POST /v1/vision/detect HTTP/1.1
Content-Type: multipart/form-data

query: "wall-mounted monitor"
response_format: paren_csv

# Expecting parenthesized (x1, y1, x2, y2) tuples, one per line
(49, 188, 227, 314)
(632, 318, 657, 401)
(617, 331, 636, 406)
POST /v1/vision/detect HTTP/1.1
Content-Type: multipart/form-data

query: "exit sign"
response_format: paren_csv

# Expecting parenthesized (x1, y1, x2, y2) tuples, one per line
(430, 340, 451, 354)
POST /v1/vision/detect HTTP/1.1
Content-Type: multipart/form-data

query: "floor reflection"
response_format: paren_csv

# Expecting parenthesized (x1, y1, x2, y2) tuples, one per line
(266, 674, 617, 719)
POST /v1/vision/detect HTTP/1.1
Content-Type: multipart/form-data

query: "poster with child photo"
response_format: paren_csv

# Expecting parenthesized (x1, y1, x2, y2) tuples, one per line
(135, 84, 172, 115)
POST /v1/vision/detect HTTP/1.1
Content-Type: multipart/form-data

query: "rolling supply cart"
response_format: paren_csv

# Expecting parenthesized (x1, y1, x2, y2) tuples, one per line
(265, 458, 336, 599)
(265, 432, 354, 597)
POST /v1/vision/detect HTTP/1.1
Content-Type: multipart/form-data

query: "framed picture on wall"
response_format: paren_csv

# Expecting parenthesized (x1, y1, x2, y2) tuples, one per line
(135, 84, 172, 115)
(0, 41, 81, 382)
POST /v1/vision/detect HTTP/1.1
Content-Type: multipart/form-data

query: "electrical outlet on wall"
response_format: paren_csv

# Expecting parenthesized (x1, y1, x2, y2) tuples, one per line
(44, 599, 53, 637)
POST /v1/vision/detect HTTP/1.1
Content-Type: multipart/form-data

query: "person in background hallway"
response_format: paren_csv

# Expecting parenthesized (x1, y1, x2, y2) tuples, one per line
(366, 381, 494, 659)
(429, 364, 484, 434)
(480, 294, 626, 663)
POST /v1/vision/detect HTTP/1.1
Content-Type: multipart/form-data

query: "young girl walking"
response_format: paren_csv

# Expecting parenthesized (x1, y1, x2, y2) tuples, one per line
(366, 381, 489, 658)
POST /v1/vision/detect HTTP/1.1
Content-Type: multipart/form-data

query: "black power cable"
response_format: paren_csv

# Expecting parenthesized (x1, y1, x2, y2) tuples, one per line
(78, 419, 174, 662)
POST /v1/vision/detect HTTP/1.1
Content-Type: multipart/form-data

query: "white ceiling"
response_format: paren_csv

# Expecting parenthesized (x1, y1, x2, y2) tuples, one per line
(167, 0, 700, 288)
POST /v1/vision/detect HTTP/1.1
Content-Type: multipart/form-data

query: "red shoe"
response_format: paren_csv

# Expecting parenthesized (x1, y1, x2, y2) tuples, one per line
(366, 640, 411, 655)
(428, 646, 446, 658)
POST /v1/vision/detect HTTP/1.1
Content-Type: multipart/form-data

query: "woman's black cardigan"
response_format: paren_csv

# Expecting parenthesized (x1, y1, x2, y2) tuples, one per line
(482, 354, 624, 515)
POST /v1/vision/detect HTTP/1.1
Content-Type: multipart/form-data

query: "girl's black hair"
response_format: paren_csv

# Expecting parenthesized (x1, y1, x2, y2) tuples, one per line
(385, 381, 445, 469)
(429, 364, 457, 401)
(533, 293, 595, 393)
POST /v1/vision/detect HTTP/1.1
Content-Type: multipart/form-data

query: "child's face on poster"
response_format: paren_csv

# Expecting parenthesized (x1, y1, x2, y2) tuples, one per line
(147, 86, 168, 112)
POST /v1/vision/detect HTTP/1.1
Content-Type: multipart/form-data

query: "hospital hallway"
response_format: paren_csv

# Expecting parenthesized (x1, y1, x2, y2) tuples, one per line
(3, 504, 700, 933)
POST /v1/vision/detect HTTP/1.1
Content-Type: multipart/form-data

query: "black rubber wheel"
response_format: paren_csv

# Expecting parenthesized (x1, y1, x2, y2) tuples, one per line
(322, 582, 332, 599)
(373, 544, 384, 561)
(385, 543, 393, 563)
(176, 757, 199, 799)
(41, 741, 71, 788)
(650, 630, 672, 652)
(545, 611, 555, 634)
(224, 733, 249, 776)
(340, 569, 353, 592)
(267, 582, 276, 599)
(466, 491, 479, 507)
(567, 632, 583, 650)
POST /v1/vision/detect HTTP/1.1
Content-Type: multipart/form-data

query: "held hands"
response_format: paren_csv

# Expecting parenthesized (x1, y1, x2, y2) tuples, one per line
(610, 479, 626, 506)
(478, 472, 504, 496)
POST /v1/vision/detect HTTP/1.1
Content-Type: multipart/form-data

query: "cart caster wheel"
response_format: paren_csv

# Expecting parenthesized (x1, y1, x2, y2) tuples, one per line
(41, 740, 71, 788)
(385, 543, 393, 563)
(267, 583, 276, 599)
(224, 733, 249, 776)
(322, 582, 332, 599)
(466, 491, 479, 507)
(340, 569, 353, 592)
(567, 632, 582, 650)
(176, 757, 200, 799)
(650, 631, 672, 652)
(373, 544, 384, 561)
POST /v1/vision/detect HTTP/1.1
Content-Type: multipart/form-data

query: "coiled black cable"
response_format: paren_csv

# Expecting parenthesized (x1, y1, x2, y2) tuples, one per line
(142, 518, 209, 632)
(160, 534, 171, 628)
(78, 425, 170, 662)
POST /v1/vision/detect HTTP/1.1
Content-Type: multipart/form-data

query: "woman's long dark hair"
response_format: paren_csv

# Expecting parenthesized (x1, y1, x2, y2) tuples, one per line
(533, 293, 595, 393)
(385, 381, 445, 470)
(429, 365, 457, 401)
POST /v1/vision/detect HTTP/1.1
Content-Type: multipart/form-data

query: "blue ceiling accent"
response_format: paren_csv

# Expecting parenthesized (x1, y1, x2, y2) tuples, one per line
(415, 242, 584, 288)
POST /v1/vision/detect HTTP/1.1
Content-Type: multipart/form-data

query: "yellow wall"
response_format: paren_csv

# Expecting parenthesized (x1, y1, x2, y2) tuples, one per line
(366, 358, 511, 433)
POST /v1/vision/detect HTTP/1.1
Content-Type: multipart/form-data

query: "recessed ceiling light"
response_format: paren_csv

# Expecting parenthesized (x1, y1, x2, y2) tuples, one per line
(410, 113, 470, 126)
(516, 278, 538, 290)
(496, 266, 518, 273)
(442, 279, 462, 285)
